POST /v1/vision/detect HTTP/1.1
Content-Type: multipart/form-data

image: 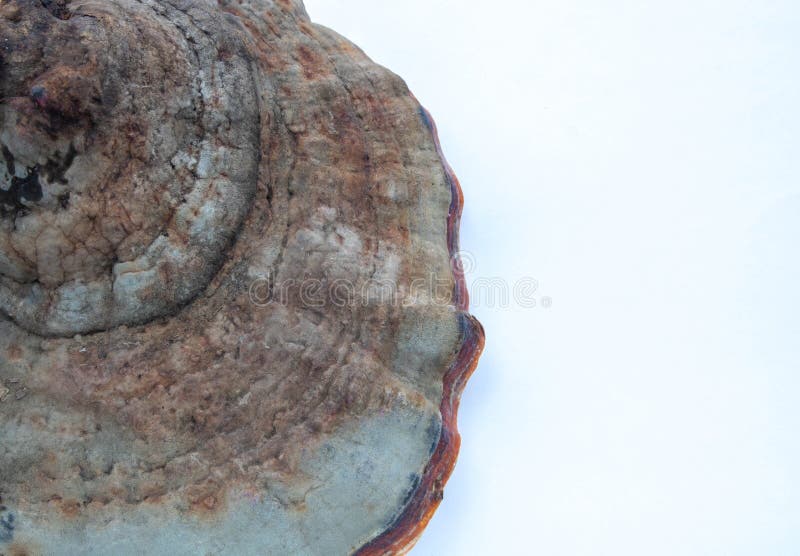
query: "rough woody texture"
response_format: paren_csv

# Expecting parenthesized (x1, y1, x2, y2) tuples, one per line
(0, 1, 484, 554)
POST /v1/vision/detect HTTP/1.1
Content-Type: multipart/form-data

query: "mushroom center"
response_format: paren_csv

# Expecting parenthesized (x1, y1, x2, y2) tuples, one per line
(0, 0, 261, 337)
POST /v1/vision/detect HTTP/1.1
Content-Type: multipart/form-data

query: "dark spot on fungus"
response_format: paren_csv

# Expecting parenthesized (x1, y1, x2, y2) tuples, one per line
(0, 145, 43, 215)
(41, 144, 76, 184)
(418, 106, 434, 132)
(39, 0, 72, 20)
(0, 509, 15, 543)
(30, 85, 47, 109)
(1, 146, 15, 176)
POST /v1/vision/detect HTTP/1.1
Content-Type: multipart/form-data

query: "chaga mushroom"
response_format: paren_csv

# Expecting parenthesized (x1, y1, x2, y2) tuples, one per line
(0, 1, 484, 554)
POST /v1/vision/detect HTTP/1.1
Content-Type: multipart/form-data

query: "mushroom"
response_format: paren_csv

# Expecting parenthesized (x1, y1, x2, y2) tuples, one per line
(0, 1, 483, 554)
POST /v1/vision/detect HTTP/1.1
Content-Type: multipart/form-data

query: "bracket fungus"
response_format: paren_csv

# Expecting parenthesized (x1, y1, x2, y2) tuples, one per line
(0, 1, 484, 554)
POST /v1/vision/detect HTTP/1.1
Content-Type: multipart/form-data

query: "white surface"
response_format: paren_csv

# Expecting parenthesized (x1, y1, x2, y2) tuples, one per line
(304, 2, 800, 554)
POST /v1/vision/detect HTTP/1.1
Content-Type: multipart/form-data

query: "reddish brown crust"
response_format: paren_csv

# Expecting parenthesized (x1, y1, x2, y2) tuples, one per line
(356, 106, 485, 555)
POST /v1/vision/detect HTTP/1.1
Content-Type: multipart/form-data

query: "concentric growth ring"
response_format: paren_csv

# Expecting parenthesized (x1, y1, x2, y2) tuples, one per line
(0, 0, 261, 337)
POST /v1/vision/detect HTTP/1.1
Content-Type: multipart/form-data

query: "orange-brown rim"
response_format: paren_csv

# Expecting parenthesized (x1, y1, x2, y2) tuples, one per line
(355, 103, 486, 555)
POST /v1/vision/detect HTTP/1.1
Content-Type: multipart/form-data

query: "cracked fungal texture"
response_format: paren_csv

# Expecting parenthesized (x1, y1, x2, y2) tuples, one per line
(0, 0, 260, 336)
(0, 1, 483, 554)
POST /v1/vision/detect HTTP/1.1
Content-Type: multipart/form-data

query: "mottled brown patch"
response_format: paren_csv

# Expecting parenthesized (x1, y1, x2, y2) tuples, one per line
(6, 544, 33, 556)
(185, 482, 227, 518)
(56, 499, 82, 519)
(4, 345, 22, 361)
(31, 64, 100, 120)
(297, 44, 324, 79)
(0, 2, 21, 22)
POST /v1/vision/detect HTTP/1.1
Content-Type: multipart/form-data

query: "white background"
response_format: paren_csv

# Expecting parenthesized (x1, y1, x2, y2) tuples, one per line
(304, 2, 800, 554)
